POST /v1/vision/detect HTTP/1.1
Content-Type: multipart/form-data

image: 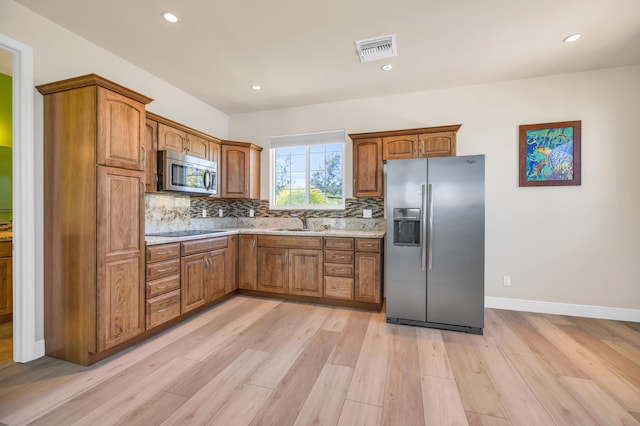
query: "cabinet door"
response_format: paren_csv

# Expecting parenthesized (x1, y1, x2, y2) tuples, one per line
(157, 123, 187, 153)
(221, 145, 250, 198)
(144, 118, 158, 192)
(181, 252, 208, 313)
(353, 138, 383, 198)
(96, 166, 145, 351)
(225, 235, 238, 293)
(382, 134, 418, 160)
(209, 141, 221, 198)
(239, 234, 257, 290)
(257, 247, 288, 294)
(355, 252, 381, 304)
(288, 249, 323, 298)
(418, 132, 456, 157)
(97, 87, 146, 171)
(0, 255, 11, 317)
(207, 248, 227, 300)
(187, 134, 209, 159)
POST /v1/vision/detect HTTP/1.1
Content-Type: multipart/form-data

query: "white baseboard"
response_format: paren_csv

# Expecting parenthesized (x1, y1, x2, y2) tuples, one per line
(34, 339, 45, 358)
(485, 297, 640, 322)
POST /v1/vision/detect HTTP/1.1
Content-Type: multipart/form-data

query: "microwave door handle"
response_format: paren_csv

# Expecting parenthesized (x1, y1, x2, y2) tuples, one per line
(203, 170, 211, 190)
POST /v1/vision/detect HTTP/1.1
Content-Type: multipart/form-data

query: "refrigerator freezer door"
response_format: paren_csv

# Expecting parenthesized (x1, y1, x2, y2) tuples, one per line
(426, 155, 485, 329)
(385, 159, 428, 322)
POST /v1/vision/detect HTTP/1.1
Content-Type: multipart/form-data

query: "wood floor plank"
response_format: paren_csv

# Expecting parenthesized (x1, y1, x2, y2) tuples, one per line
(381, 324, 425, 426)
(416, 327, 453, 379)
(508, 353, 598, 425)
(115, 391, 187, 426)
(465, 411, 512, 426)
(473, 336, 555, 425)
(182, 298, 280, 361)
(327, 310, 371, 368)
(632, 412, 640, 422)
(162, 349, 270, 425)
(558, 323, 640, 389)
(247, 305, 329, 389)
(251, 330, 340, 426)
(72, 357, 198, 425)
(421, 375, 468, 426)
(293, 363, 353, 426)
(346, 310, 390, 407)
(320, 306, 352, 332)
(210, 384, 273, 426)
(525, 313, 640, 412)
(442, 332, 507, 419)
(594, 319, 640, 344)
(338, 400, 382, 426)
(559, 376, 640, 426)
(622, 321, 640, 334)
(603, 339, 640, 367)
(495, 309, 587, 377)
(0, 358, 77, 398)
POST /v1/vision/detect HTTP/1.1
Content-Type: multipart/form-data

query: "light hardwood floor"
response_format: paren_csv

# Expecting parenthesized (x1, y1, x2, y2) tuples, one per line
(0, 296, 639, 425)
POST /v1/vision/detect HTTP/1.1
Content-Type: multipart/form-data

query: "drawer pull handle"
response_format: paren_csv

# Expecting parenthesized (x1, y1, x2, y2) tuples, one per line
(156, 268, 173, 273)
(157, 284, 172, 289)
(156, 251, 173, 255)
(157, 307, 172, 313)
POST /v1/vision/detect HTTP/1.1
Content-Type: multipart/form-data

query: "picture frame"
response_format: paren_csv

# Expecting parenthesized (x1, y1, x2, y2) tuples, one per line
(519, 120, 581, 187)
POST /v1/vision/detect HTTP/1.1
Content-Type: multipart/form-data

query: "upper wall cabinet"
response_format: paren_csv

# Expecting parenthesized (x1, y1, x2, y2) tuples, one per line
(350, 124, 461, 198)
(220, 141, 262, 199)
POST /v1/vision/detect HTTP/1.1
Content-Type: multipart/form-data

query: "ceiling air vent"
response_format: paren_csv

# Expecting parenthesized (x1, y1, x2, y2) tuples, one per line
(354, 34, 397, 63)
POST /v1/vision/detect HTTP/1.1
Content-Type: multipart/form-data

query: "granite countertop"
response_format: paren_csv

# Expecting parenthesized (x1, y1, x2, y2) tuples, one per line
(145, 227, 386, 246)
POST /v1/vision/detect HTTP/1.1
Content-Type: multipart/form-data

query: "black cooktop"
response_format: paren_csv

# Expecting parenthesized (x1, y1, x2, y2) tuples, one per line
(146, 230, 225, 238)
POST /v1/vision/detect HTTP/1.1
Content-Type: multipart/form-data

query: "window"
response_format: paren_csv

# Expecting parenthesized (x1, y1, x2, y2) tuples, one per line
(270, 130, 345, 209)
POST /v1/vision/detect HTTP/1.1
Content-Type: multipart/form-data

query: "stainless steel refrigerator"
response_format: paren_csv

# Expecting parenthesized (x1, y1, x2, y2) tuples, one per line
(385, 155, 485, 334)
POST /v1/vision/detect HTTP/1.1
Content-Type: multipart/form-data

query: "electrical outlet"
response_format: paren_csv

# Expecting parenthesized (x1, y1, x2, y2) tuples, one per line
(503, 275, 511, 287)
(202, 209, 207, 218)
(249, 209, 255, 217)
(218, 209, 223, 217)
(363, 209, 372, 218)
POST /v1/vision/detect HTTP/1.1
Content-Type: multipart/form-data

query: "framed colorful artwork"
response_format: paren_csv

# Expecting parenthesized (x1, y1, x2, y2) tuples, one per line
(519, 120, 581, 187)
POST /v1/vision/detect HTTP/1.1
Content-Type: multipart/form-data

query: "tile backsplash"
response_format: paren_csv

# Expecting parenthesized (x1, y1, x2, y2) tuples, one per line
(145, 193, 385, 234)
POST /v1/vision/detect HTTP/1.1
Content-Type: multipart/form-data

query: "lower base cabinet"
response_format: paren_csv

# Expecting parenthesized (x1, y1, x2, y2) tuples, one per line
(0, 241, 11, 321)
(180, 237, 228, 314)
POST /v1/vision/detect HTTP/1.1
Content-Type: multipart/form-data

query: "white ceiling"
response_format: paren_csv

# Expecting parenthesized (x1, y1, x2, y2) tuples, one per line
(14, 0, 640, 115)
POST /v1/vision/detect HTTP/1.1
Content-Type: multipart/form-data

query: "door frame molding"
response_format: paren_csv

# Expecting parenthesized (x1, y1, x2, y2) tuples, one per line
(0, 33, 44, 362)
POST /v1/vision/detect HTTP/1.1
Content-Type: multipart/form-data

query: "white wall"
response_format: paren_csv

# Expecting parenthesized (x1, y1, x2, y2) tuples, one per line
(229, 65, 640, 311)
(1, 0, 230, 342)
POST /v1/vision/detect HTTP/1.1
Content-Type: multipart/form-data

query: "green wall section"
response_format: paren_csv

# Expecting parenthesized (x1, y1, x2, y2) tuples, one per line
(0, 72, 11, 221)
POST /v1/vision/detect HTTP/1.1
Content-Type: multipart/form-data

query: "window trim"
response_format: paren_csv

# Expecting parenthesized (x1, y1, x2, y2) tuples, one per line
(269, 131, 346, 210)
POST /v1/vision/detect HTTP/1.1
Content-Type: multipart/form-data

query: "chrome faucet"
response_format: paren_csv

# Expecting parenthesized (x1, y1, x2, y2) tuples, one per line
(292, 212, 308, 229)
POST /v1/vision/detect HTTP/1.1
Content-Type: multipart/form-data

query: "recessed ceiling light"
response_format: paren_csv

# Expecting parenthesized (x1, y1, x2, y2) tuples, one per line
(381, 64, 393, 71)
(563, 33, 581, 43)
(162, 11, 178, 23)
(251, 85, 261, 91)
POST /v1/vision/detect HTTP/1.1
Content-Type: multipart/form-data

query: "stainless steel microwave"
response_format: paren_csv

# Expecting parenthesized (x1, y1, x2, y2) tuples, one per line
(157, 150, 217, 196)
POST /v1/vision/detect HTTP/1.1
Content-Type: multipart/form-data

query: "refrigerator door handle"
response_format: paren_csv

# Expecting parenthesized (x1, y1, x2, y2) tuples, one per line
(428, 183, 434, 270)
(421, 184, 427, 271)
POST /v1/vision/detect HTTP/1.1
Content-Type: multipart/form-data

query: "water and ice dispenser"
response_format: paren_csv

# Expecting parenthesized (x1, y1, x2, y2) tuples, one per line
(392, 208, 421, 246)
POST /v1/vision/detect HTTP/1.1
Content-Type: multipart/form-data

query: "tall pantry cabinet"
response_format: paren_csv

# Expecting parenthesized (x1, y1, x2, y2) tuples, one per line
(37, 75, 153, 365)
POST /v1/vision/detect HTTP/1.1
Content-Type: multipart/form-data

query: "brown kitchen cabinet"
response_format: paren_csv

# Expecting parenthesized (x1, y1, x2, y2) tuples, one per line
(256, 235, 323, 297)
(0, 241, 11, 321)
(180, 237, 228, 314)
(225, 234, 238, 293)
(220, 141, 262, 199)
(145, 242, 181, 330)
(209, 140, 221, 198)
(352, 137, 383, 198)
(324, 237, 355, 301)
(355, 238, 382, 304)
(157, 121, 210, 160)
(382, 134, 419, 160)
(145, 118, 158, 193)
(37, 74, 152, 365)
(239, 234, 258, 290)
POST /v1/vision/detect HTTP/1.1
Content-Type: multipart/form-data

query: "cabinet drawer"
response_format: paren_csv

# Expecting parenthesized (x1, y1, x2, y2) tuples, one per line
(324, 250, 355, 264)
(324, 237, 354, 251)
(146, 258, 180, 281)
(146, 290, 181, 329)
(324, 276, 354, 300)
(146, 274, 180, 299)
(0, 241, 10, 257)
(324, 263, 354, 277)
(146, 243, 180, 263)
(355, 238, 381, 252)
(258, 235, 322, 249)
(181, 237, 228, 256)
